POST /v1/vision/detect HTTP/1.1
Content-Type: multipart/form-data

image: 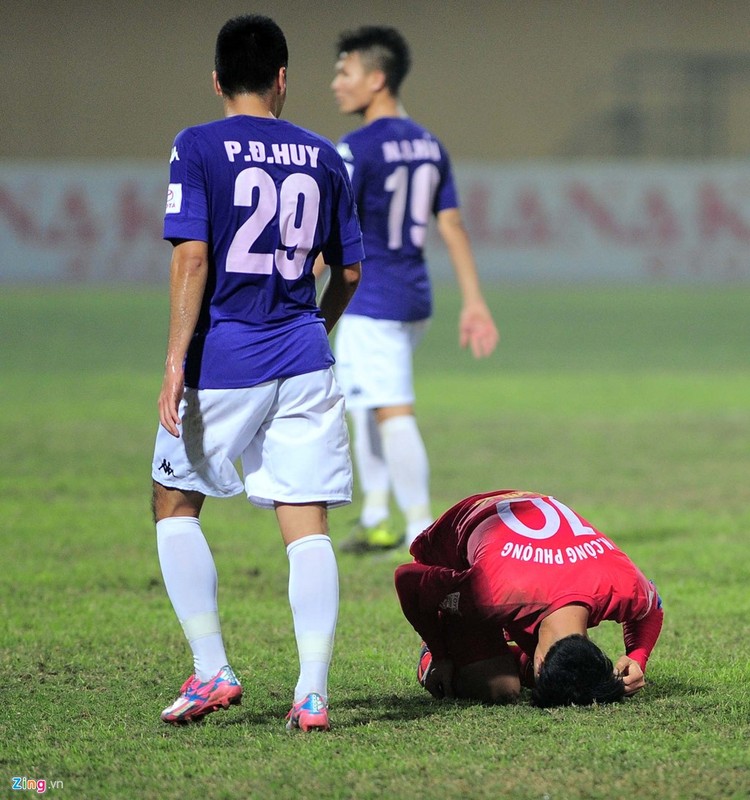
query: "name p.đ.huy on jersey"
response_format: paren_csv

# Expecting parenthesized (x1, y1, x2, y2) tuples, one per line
(223, 140, 321, 167)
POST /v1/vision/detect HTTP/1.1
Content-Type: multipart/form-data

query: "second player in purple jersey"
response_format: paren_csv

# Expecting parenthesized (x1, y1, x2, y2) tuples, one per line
(325, 26, 500, 554)
(338, 117, 458, 321)
(165, 115, 363, 388)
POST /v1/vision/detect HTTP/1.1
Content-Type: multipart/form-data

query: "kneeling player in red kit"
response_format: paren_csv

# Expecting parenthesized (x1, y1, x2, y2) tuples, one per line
(394, 490, 664, 707)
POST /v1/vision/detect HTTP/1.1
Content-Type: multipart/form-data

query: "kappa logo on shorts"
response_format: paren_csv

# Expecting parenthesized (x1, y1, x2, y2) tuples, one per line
(439, 592, 461, 615)
(158, 459, 175, 476)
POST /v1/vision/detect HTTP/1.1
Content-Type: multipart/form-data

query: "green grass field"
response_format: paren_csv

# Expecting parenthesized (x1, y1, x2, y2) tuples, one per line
(1, 285, 749, 800)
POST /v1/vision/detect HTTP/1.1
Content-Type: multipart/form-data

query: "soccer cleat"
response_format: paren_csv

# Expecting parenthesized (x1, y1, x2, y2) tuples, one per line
(285, 692, 330, 732)
(417, 642, 432, 688)
(339, 521, 403, 554)
(161, 665, 243, 724)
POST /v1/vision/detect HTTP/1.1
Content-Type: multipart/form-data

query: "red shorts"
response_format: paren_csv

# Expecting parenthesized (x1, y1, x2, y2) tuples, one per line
(441, 615, 508, 668)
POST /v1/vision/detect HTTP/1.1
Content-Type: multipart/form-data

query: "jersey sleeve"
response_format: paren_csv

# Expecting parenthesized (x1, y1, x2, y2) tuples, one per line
(335, 139, 355, 183)
(163, 128, 210, 244)
(432, 143, 459, 214)
(622, 587, 664, 671)
(320, 151, 365, 267)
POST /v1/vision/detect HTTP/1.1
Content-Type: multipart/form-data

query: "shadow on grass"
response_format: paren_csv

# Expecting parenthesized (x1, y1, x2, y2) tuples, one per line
(218, 692, 442, 728)
(209, 680, 697, 730)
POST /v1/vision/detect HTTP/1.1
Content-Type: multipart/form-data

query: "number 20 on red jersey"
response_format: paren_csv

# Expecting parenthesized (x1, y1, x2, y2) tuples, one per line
(495, 496, 597, 541)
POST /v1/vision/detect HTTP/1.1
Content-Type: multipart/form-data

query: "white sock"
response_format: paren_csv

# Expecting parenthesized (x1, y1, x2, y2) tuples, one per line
(156, 517, 229, 682)
(380, 415, 433, 545)
(351, 408, 390, 527)
(286, 534, 338, 702)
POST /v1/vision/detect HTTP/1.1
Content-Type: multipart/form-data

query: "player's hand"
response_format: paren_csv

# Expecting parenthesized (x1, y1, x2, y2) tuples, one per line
(423, 658, 455, 700)
(158, 363, 185, 438)
(614, 655, 646, 696)
(459, 303, 499, 358)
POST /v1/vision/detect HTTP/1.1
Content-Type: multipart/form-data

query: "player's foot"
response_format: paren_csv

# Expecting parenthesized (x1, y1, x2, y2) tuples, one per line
(339, 521, 403, 553)
(417, 642, 432, 688)
(161, 665, 243, 724)
(285, 692, 330, 732)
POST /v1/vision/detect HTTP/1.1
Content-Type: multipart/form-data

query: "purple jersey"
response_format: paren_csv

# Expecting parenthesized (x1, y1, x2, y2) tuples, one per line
(337, 117, 459, 322)
(163, 116, 364, 389)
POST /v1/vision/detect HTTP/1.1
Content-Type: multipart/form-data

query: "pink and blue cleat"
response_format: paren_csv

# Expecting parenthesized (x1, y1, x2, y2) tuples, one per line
(161, 665, 243, 724)
(417, 642, 432, 687)
(285, 692, 330, 732)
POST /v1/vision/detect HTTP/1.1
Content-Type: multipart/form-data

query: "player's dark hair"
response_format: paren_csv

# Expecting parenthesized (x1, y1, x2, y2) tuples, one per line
(215, 15, 288, 98)
(336, 25, 411, 94)
(531, 634, 625, 708)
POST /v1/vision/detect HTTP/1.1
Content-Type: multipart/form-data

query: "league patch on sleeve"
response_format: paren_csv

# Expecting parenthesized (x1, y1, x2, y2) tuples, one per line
(165, 183, 182, 214)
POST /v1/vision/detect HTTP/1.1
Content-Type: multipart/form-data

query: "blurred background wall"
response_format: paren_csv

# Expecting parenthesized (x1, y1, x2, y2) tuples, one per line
(3, 0, 750, 282)
(5, 0, 750, 160)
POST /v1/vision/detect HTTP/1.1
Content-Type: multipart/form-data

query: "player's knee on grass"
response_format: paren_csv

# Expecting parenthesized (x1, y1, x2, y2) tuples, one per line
(455, 656, 521, 704)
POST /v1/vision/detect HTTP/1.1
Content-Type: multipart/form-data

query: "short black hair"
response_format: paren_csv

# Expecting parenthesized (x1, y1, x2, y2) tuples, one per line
(336, 25, 411, 94)
(532, 634, 625, 708)
(215, 15, 288, 98)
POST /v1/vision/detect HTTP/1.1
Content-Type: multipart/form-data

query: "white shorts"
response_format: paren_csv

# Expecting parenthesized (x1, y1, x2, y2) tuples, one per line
(333, 314, 429, 410)
(151, 368, 352, 508)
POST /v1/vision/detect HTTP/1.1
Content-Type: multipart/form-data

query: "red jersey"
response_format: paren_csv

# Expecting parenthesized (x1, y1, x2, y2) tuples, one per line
(395, 490, 662, 668)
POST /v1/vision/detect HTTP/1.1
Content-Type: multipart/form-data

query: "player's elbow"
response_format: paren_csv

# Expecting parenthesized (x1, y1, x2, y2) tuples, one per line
(341, 261, 361, 290)
(436, 208, 466, 238)
(171, 240, 209, 276)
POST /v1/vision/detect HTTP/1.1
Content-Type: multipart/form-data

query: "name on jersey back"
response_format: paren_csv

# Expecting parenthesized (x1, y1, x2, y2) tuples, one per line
(382, 138, 441, 163)
(224, 140, 320, 168)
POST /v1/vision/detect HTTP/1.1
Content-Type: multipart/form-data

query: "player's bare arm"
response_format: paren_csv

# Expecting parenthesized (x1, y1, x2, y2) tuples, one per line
(312, 253, 329, 280)
(436, 208, 499, 358)
(318, 261, 361, 333)
(158, 239, 208, 437)
(618, 601, 663, 696)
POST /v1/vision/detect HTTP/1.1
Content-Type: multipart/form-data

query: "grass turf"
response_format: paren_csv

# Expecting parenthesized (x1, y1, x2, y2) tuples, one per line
(1, 285, 748, 799)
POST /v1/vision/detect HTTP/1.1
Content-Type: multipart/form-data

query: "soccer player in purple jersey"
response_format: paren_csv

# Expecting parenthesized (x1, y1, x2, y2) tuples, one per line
(150, 15, 363, 731)
(326, 26, 499, 554)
